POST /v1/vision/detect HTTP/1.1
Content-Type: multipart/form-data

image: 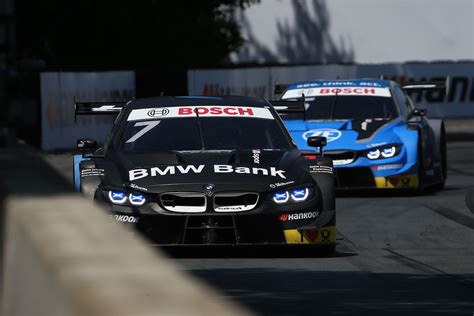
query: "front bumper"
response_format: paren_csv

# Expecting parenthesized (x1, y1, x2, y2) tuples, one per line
(318, 142, 419, 190)
(335, 167, 419, 189)
(109, 209, 336, 246)
(97, 183, 336, 246)
(332, 149, 419, 189)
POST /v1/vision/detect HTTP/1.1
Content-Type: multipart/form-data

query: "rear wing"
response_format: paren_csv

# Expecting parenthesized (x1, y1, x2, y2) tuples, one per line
(400, 76, 450, 95)
(268, 100, 306, 120)
(269, 100, 305, 113)
(75, 101, 128, 122)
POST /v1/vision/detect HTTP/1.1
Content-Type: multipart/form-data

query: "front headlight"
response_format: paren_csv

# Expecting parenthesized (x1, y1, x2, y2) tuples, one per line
(105, 189, 147, 206)
(129, 193, 146, 206)
(381, 146, 397, 158)
(273, 191, 290, 204)
(290, 188, 309, 201)
(108, 191, 127, 204)
(366, 145, 400, 160)
(367, 149, 381, 160)
(273, 187, 311, 204)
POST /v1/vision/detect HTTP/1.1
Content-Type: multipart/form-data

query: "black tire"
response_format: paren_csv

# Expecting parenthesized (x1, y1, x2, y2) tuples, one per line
(437, 127, 448, 189)
(416, 132, 425, 194)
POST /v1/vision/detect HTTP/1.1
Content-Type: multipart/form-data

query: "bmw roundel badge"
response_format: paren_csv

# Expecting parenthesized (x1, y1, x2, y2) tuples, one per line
(204, 184, 215, 196)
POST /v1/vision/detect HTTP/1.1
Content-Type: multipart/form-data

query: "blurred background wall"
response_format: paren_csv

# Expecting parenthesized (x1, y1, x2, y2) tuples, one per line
(231, 0, 474, 64)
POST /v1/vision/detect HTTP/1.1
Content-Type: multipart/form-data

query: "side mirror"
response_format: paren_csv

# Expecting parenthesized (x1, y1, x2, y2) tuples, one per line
(412, 108, 427, 117)
(307, 136, 327, 154)
(77, 138, 97, 154)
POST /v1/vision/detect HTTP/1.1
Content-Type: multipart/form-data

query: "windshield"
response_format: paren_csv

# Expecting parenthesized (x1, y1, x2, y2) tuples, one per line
(283, 96, 398, 121)
(121, 106, 291, 153)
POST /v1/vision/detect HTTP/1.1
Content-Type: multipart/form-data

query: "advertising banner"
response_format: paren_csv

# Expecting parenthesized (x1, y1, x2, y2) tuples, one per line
(41, 71, 135, 150)
(188, 63, 474, 118)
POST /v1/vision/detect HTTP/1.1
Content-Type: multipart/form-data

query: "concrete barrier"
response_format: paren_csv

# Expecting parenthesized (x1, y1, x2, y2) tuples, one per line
(0, 140, 249, 315)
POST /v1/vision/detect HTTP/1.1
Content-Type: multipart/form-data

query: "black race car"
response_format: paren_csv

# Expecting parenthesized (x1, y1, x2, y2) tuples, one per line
(73, 96, 336, 249)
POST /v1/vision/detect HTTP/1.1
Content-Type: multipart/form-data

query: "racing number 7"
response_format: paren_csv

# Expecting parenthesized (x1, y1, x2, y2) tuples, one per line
(126, 121, 161, 143)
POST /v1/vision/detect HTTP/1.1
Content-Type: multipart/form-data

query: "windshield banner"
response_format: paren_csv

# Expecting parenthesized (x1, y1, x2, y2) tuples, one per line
(127, 106, 274, 121)
(282, 87, 391, 99)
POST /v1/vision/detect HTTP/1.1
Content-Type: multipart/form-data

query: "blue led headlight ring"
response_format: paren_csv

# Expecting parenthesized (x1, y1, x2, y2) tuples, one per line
(109, 191, 127, 204)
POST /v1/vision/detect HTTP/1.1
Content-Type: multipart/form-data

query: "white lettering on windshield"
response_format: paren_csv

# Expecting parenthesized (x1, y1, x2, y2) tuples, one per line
(125, 121, 161, 143)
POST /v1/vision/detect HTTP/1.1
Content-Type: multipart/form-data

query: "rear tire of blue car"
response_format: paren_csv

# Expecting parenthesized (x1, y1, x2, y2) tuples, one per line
(433, 127, 447, 191)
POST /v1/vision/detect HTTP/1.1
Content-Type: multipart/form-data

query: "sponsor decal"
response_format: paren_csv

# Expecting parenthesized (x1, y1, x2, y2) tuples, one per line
(91, 105, 122, 112)
(127, 106, 274, 121)
(332, 159, 353, 166)
(112, 215, 139, 223)
(386, 176, 411, 187)
(217, 206, 245, 211)
(309, 165, 334, 174)
(401, 177, 411, 186)
(269, 180, 295, 189)
(283, 87, 391, 99)
(178, 106, 254, 116)
(372, 164, 403, 171)
(129, 164, 286, 181)
(214, 165, 286, 179)
(252, 149, 260, 164)
(367, 142, 388, 148)
(360, 119, 374, 131)
(303, 129, 342, 142)
(304, 230, 319, 242)
(80, 168, 104, 177)
(294, 81, 387, 89)
(128, 183, 148, 192)
(279, 211, 320, 222)
(147, 108, 170, 117)
(321, 228, 331, 240)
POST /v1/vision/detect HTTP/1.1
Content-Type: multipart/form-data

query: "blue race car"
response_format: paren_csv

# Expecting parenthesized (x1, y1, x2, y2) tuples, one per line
(274, 79, 447, 191)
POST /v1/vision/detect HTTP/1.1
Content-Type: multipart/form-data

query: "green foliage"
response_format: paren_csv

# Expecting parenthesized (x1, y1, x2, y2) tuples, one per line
(16, 0, 259, 70)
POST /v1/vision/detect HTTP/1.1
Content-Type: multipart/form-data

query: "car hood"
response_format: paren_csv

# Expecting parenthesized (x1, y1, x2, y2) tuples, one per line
(284, 119, 403, 151)
(101, 149, 309, 193)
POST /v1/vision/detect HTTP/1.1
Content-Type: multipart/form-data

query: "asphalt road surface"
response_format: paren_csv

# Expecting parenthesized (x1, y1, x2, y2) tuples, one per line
(45, 141, 474, 316)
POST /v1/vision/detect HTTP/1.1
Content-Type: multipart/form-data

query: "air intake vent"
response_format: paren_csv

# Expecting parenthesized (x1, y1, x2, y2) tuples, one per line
(161, 193, 207, 213)
(213, 192, 259, 213)
(323, 151, 356, 165)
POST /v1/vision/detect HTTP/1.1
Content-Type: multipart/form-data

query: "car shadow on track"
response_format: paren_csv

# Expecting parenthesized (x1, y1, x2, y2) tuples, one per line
(158, 244, 357, 259)
(188, 268, 474, 316)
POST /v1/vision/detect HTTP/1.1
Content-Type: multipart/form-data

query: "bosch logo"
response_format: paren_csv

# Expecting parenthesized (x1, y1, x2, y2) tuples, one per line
(303, 129, 342, 142)
(147, 108, 170, 117)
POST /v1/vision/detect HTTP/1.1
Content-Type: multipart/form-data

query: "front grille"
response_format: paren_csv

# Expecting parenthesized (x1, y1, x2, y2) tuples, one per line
(160, 193, 207, 213)
(335, 167, 375, 188)
(324, 151, 356, 165)
(213, 192, 259, 213)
